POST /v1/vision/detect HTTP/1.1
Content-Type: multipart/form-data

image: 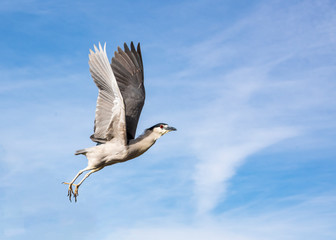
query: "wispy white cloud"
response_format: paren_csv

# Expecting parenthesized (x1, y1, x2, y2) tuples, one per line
(187, 70, 303, 214)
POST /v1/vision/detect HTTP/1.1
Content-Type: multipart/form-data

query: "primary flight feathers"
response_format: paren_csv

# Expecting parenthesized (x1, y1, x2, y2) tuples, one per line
(88, 42, 145, 144)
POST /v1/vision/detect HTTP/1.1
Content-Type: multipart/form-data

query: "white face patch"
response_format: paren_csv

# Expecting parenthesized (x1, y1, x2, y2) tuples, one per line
(154, 124, 169, 135)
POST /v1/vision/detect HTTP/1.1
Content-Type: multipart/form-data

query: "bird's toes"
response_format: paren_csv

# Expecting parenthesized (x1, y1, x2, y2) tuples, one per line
(73, 186, 79, 202)
(67, 190, 72, 202)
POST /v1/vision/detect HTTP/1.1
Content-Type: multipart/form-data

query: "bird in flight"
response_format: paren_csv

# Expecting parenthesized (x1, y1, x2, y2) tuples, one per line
(63, 42, 176, 202)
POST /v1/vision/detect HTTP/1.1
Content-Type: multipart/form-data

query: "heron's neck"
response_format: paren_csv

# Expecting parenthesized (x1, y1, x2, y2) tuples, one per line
(132, 130, 161, 145)
(127, 130, 161, 159)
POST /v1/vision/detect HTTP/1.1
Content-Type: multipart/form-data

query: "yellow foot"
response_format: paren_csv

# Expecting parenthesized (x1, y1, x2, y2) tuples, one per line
(62, 182, 79, 202)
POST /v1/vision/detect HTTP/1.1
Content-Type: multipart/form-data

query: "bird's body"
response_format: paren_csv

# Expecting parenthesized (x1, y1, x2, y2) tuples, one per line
(63, 42, 176, 201)
(77, 128, 162, 167)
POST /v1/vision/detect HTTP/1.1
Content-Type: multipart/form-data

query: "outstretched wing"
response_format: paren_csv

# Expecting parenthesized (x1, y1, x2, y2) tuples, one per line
(89, 43, 127, 145)
(111, 42, 145, 141)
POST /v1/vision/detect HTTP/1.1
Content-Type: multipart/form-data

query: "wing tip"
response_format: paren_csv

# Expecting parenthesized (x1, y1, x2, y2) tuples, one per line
(98, 42, 107, 53)
(94, 44, 98, 52)
(137, 42, 141, 53)
(90, 42, 107, 55)
(117, 46, 123, 53)
(124, 42, 130, 52)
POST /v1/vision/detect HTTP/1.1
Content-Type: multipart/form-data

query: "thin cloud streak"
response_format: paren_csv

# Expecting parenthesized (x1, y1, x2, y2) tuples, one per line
(193, 127, 298, 215)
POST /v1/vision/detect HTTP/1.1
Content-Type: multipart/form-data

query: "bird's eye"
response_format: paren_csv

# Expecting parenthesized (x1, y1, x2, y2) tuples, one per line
(160, 125, 163, 129)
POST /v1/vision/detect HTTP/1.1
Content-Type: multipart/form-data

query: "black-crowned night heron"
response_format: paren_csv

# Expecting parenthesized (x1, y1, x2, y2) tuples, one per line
(63, 42, 176, 202)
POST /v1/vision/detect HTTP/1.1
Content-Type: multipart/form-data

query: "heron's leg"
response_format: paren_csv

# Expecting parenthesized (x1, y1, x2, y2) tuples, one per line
(73, 167, 103, 202)
(63, 167, 90, 202)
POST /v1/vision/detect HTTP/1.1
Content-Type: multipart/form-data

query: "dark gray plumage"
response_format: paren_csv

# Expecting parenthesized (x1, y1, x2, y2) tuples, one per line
(112, 42, 145, 141)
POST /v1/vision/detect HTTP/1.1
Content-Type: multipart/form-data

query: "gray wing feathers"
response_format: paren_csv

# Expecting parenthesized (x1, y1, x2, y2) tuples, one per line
(89, 43, 127, 144)
(111, 42, 145, 140)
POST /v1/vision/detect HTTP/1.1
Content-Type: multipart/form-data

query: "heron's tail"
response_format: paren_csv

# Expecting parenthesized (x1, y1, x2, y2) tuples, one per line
(75, 149, 87, 155)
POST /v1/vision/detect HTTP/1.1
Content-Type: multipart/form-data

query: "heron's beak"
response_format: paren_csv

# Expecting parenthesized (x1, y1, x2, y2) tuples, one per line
(166, 126, 177, 131)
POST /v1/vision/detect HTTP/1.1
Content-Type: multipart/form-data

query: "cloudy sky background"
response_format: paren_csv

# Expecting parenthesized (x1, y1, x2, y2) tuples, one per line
(1, 0, 336, 239)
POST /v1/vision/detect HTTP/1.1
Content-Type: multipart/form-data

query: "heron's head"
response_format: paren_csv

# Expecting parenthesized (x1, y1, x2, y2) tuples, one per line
(147, 123, 177, 136)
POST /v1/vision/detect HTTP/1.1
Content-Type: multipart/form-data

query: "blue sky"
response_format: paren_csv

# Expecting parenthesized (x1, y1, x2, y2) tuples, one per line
(1, 0, 336, 239)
